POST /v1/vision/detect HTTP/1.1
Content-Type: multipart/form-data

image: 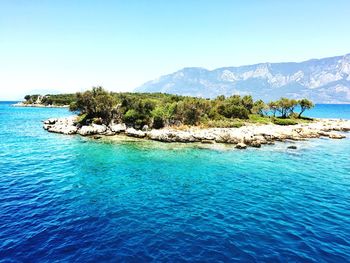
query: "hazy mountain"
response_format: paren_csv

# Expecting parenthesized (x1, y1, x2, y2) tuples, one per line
(135, 54, 350, 103)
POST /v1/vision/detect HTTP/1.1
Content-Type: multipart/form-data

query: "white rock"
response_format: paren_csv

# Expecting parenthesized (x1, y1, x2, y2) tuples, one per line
(328, 132, 346, 139)
(235, 142, 247, 149)
(43, 118, 58, 125)
(78, 124, 107, 136)
(125, 128, 146, 138)
(109, 123, 126, 133)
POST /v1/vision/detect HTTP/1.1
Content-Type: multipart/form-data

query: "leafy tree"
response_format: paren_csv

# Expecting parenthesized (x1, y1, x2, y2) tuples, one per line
(123, 109, 140, 124)
(275, 98, 298, 118)
(252, 100, 267, 116)
(24, 95, 31, 101)
(215, 95, 226, 101)
(268, 101, 278, 117)
(298, 98, 314, 118)
(182, 99, 205, 125)
(217, 103, 249, 119)
(32, 87, 314, 128)
(69, 86, 116, 124)
(151, 106, 166, 128)
(241, 95, 254, 113)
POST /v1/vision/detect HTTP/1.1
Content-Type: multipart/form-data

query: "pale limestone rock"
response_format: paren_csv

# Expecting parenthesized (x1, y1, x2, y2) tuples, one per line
(142, 125, 150, 131)
(235, 142, 247, 149)
(44, 116, 78, 135)
(78, 124, 107, 136)
(328, 132, 346, 139)
(109, 123, 126, 133)
(125, 128, 146, 138)
(43, 118, 58, 125)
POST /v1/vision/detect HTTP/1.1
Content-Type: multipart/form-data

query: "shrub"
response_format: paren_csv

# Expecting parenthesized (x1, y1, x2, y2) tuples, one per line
(123, 109, 140, 124)
(151, 106, 166, 129)
(77, 113, 88, 124)
(70, 86, 116, 124)
(272, 118, 297, 125)
(218, 104, 249, 119)
(249, 114, 271, 124)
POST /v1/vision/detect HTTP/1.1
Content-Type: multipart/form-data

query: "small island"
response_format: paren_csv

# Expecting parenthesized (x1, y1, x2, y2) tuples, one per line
(13, 94, 74, 108)
(39, 87, 350, 149)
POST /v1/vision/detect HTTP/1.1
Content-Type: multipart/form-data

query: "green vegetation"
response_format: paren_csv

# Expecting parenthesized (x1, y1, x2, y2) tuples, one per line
(26, 87, 315, 128)
(272, 118, 298, 126)
(24, 94, 75, 106)
(298, 98, 315, 118)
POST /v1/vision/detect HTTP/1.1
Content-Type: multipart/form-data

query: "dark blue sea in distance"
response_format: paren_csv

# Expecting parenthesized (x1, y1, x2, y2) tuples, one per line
(0, 102, 349, 262)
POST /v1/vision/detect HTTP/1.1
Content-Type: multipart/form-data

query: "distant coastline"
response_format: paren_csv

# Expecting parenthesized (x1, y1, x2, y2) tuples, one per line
(12, 102, 69, 108)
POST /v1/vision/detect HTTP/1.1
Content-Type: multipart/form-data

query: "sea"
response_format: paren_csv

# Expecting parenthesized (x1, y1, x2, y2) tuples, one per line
(0, 102, 349, 262)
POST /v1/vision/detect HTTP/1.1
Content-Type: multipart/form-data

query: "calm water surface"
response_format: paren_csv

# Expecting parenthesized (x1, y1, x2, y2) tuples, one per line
(0, 102, 349, 262)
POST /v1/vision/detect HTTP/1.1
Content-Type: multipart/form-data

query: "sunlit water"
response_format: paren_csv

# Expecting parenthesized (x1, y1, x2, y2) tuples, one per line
(0, 102, 349, 262)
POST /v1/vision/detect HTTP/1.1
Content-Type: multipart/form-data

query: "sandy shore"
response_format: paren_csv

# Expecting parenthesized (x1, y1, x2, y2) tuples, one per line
(43, 116, 350, 149)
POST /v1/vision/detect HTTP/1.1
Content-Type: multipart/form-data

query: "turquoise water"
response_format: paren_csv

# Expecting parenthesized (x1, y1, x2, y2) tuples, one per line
(0, 102, 350, 262)
(309, 104, 350, 119)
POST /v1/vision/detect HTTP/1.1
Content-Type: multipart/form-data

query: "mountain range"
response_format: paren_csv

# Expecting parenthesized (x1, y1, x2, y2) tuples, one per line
(135, 54, 350, 103)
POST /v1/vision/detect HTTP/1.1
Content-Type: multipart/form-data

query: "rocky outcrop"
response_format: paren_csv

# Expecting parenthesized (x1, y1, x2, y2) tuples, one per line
(110, 123, 126, 133)
(78, 124, 107, 136)
(328, 132, 346, 139)
(43, 117, 350, 149)
(43, 116, 78, 135)
(125, 128, 146, 138)
(235, 143, 247, 149)
(147, 129, 199, 143)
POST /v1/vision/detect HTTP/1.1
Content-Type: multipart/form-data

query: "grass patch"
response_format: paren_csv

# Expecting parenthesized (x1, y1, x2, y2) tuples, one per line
(299, 116, 314, 121)
(202, 119, 244, 128)
(272, 118, 298, 125)
(248, 114, 272, 124)
(77, 113, 88, 124)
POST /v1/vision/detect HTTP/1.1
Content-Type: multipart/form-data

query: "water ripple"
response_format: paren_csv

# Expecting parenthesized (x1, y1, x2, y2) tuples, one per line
(0, 103, 350, 262)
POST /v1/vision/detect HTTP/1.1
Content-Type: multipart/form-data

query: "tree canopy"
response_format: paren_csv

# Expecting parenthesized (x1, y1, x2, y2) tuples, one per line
(25, 87, 315, 128)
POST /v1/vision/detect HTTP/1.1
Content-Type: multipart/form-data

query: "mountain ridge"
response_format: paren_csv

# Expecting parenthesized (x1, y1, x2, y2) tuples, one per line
(135, 53, 350, 103)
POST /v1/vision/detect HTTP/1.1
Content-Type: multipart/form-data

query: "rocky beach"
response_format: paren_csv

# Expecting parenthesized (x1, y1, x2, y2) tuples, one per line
(43, 116, 350, 149)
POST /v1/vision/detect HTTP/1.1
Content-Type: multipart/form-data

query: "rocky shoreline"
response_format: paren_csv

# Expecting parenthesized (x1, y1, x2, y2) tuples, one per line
(13, 102, 69, 108)
(43, 116, 350, 149)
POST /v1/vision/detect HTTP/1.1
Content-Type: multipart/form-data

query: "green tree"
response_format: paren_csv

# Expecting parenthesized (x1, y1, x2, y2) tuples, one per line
(241, 95, 254, 113)
(252, 100, 267, 116)
(123, 109, 140, 124)
(69, 86, 116, 124)
(217, 103, 249, 119)
(268, 101, 278, 117)
(298, 98, 314, 118)
(275, 98, 298, 118)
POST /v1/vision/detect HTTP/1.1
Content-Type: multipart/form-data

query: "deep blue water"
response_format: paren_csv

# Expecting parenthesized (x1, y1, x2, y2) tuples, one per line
(0, 102, 350, 262)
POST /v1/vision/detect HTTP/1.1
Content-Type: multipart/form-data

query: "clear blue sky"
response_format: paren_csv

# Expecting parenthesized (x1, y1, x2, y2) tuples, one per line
(1, 0, 350, 100)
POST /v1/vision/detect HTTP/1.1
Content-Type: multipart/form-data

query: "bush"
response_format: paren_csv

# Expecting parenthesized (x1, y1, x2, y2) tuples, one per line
(77, 113, 88, 124)
(218, 104, 249, 119)
(151, 106, 166, 129)
(248, 114, 271, 124)
(123, 109, 140, 124)
(272, 118, 297, 125)
(70, 87, 116, 124)
(28, 87, 313, 128)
